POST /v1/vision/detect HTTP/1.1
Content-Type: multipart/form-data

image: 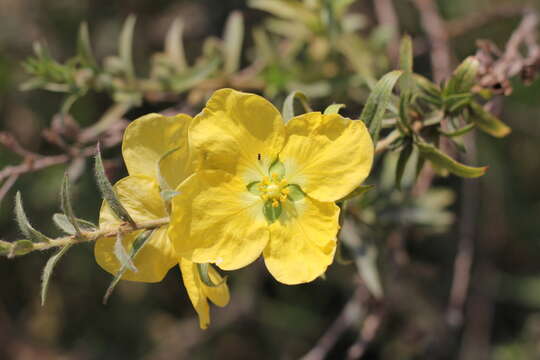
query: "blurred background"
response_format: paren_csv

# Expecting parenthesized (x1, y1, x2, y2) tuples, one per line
(1, 0, 540, 359)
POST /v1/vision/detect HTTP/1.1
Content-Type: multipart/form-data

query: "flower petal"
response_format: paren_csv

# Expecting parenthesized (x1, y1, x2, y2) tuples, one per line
(95, 175, 176, 282)
(280, 112, 374, 202)
(170, 170, 269, 271)
(122, 113, 194, 188)
(264, 197, 339, 284)
(190, 89, 285, 182)
(179, 259, 230, 329)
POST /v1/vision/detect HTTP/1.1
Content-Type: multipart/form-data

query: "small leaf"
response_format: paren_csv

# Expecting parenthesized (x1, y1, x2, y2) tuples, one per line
(77, 22, 97, 68)
(41, 244, 72, 306)
(11, 240, 34, 256)
(469, 102, 511, 138)
(416, 140, 487, 178)
(160, 190, 181, 202)
(399, 34, 413, 73)
(444, 56, 479, 95)
(14, 192, 50, 243)
(60, 172, 82, 237)
(119, 15, 136, 80)
(338, 185, 374, 202)
(282, 91, 312, 123)
(445, 93, 472, 113)
(359, 70, 403, 145)
(53, 213, 97, 235)
(169, 56, 221, 93)
(0, 241, 10, 256)
(114, 232, 138, 273)
(395, 141, 414, 190)
(103, 230, 153, 304)
(247, 181, 262, 195)
(263, 201, 282, 223)
(94, 145, 136, 227)
(286, 184, 305, 201)
(157, 146, 182, 192)
(268, 159, 285, 178)
(197, 263, 227, 287)
(323, 103, 345, 115)
(223, 11, 244, 74)
(438, 122, 476, 137)
(165, 18, 187, 72)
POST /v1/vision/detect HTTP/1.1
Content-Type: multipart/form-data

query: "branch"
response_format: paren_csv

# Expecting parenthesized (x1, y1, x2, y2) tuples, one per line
(447, 6, 526, 38)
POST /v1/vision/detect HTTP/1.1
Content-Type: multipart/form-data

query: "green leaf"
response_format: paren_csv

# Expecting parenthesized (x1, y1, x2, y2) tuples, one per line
(338, 184, 374, 202)
(395, 141, 414, 190)
(399, 34, 413, 73)
(438, 122, 476, 137)
(197, 263, 227, 287)
(445, 93, 472, 113)
(103, 230, 153, 304)
(247, 181, 262, 195)
(94, 145, 136, 227)
(416, 140, 487, 178)
(223, 11, 244, 74)
(41, 244, 72, 306)
(169, 56, 221, 93)
(413, 74, 442, 105)
(14, 192, 50, 243)
(60, 172, 82, 237)
(282, 91, 312, 123)
(114, 232, 138, 273)
(0, 241, 10, 256)
(359, 70, 403, 144)
(156, 146, 182, 192)
(286, 184, 305, 201)
(469, 102, 511, 138)
(12, 240, 34, 256)
(323, 103, 345, 115)
(165, 18, 187, 72)
(263, 201, 282, 223)
(444, 56, 479, 95)
(77, 22, 97, 68)
(52, 213, 97, 235)
(268, 159, 285, 178)
(160, 190, 181, 202)
(119, 15, 136, 80)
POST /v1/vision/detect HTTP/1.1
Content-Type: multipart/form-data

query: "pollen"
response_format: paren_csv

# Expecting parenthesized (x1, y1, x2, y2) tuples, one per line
(258, 173, 290, 205)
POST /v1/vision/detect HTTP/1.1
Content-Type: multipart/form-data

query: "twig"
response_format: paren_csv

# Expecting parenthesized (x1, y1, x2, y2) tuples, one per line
(301, 287, 368, 360)
(346, 306, 385, 359)
(0, 132, 39, 158)
(412, 0, 453, 83)
(447, 6, 525, 38)
(0, 174, 18, 204)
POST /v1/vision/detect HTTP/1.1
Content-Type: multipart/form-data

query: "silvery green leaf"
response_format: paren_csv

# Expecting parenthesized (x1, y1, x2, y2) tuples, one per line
(103, 230, 153, 304)
(359, 70, 403, 144)
(197, 263, 226, 287)
(114, 232, 138, 273)
(323, 103, 345, 115)
(60, 172, 81, 236)
(156, 146, 182, 192)
(41, 244, 72, 306)
(444, 56, 479, 95)
(52, 213, 96, 235)
(165, 18, 187, 72)
(11, 240, 34, 256)
(119, 15, 136, 80)
(77, 22, 97, 68)
(94, 145, 136, 227)
(282, 90, 312, 123)
(14, 192, 50, 243)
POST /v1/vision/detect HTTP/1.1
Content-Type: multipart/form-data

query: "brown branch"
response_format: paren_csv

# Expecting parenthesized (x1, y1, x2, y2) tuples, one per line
(0, 174, 18, 204)
(447, 5, 526, 38)
(412, 0, 453, 83)
(346, 306, 385, 359)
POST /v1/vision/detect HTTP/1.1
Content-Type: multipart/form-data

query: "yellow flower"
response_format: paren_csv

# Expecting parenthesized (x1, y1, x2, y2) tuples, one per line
(94, 113, 229, 329)
(170, 89, 373, 284)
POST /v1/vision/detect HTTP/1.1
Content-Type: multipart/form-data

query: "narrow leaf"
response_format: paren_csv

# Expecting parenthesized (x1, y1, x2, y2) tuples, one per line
(14, 192, 50, 243)
(282, 91, 312, 123)
(323, 103, 345, 115)
(445, 56, 479, 95)
(94, 145, 136, 227)
(223, 11, 244, 74)
(77, 22, 97, 68)
(359, 70, 403, 144)
(53, 213, 96, 234)
(399, 34, 413, 73)
(396, 141, 414, 190)
(157, 146, 182, 192)
(469, 102, 511, 138)
(41, 244, 73, 306)
(338, 185, 374, 202)
(119, 15, 136, 80)
(114, 232, 138, 273)
(11, 240, 34, 256)
(438, 122, 476, 137)
(60, 173, 82, 236)
(416, 140, 487, 178)
(197, 263, 227, 287)
(165, 18, 187, 72)
(103, 230, 153, 304)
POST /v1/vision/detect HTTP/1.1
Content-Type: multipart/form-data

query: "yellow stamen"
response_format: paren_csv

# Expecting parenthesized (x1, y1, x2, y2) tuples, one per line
(262, 176, 270, 185)
(272, 200, 279, 208)
(261, 194, 269, 200)
(281, 188, 290, 195)
(280, 194, 287, 202)
(271, 173, 279, 180)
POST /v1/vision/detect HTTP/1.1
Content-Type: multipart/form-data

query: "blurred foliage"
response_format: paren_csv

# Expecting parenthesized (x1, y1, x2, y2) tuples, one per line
(1, 0, 540, 359)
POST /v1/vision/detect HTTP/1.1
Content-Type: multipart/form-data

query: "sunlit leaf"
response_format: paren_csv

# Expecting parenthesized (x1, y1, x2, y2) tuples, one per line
(41, 244, 72, 306)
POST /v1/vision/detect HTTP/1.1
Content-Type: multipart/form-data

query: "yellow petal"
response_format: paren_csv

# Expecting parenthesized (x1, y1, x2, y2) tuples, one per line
(95, 175, 176, 282)
(280, 112, 374, 202)
(264, 196, 339, 285)
(179, 259, 210, 329)
(170, 170, 269, 270)
(122, 113, 194, 188)
(190, 89, 285, 183)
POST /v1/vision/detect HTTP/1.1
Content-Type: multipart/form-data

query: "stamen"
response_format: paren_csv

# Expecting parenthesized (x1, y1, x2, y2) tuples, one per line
(262, 176, 270, 185)
(272, 200, 279, 208)
(271, 173, 279, 180)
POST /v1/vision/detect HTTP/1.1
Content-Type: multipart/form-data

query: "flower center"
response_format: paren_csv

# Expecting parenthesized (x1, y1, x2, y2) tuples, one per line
(259, 174, 290, 208)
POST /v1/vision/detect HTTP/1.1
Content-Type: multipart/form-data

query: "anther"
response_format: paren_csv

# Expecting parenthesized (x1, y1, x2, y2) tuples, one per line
(272, 200, 279, 208)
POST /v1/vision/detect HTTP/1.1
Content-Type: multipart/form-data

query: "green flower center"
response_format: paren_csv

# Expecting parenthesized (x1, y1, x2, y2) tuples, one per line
(246, 158, 305, 223)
